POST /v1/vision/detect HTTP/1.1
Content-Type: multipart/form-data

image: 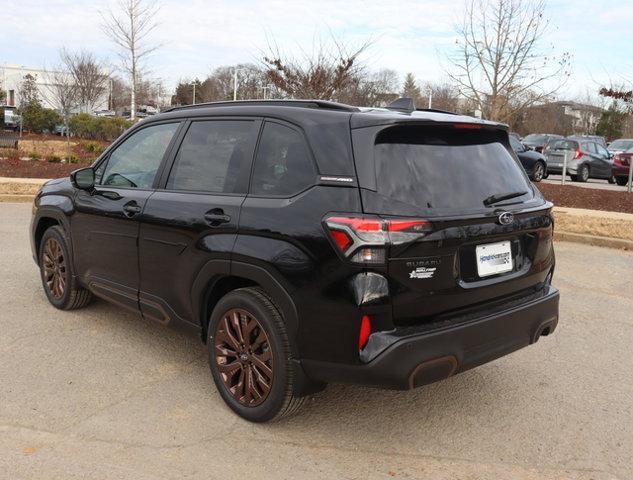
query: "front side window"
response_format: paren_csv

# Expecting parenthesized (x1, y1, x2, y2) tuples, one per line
(250, 122, 316, 196)
(101, 123, 179, 189)
(166, 120, 255, 193)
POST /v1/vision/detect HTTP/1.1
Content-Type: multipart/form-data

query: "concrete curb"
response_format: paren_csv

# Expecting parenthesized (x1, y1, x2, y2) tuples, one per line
(554, 231, 633, 250)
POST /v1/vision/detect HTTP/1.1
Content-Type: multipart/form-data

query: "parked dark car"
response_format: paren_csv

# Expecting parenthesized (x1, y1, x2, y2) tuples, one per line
(612, 151, 632, 186)
(30, 99, 559, 422)
(510, 136, 547, 182)
(522, 133, 563, 153)
(545, 138, 615, 183)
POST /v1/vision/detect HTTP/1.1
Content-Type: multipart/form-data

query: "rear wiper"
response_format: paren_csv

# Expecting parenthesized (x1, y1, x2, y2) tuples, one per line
(483, 190, 528, 206)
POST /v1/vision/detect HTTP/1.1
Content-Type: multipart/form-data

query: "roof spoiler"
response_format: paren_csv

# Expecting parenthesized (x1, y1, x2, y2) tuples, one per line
(385, 97, 416, 113)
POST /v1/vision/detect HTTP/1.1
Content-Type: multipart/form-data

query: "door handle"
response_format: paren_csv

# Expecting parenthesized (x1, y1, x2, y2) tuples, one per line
(123, 201, 142, 217)
(204, 209, 231, 226)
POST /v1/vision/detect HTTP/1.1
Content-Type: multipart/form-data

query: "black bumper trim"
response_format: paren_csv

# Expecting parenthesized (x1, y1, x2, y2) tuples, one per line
(301, 285, 559, 390)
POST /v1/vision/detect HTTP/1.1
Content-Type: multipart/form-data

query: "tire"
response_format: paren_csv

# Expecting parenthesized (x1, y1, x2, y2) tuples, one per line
(38, 226, 92, 310)
(574, 164, 589, 182)
(616, 176, 628, 186)
(531, 162, 545, 182)
(542, 170, 549, 179)
(207, 287, 306, 422)
(608, 175, 616, 184)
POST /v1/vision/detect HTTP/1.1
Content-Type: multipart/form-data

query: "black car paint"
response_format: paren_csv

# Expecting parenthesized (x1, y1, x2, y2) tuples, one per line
(510, 138, 548, 179)
(31, 102, 559, 392)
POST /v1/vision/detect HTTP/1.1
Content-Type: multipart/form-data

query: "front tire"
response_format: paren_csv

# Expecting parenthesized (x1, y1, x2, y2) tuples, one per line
(38, 226, 92, 310)
(207, 287, 305, 422)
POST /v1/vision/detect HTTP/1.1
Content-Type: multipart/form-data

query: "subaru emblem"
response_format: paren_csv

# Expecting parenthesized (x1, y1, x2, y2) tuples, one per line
(498, 212, 514, 225)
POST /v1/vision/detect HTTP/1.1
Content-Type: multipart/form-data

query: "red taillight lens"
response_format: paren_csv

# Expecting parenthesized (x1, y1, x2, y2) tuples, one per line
(387, 219, 431, 232)
(614, 154, 622, 166)
(358, 315, 372, 349)
(574, 149, 584, 159)
(453, 123, 482, 129)
(325, 215, 432, 264)
(330, 229, 352, 251)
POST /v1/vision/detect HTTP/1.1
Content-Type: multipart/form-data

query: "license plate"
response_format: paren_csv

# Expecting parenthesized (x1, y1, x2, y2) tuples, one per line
(476, 241, 513, 277)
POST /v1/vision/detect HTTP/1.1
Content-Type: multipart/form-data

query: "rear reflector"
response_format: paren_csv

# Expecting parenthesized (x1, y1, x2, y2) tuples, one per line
(330, 229, 352, 251)
(358, 315, 372, 349)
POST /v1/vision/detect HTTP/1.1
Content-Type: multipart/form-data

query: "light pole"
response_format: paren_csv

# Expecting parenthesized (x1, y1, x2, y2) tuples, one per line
(259, 84, 274, 100)
(232, 68, 245, 101)
(428, 87, 433, 109)
(191, 82, 197, 105)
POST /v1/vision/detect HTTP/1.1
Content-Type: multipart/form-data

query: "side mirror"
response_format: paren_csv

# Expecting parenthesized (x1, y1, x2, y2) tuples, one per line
(70, 167, 95, 190)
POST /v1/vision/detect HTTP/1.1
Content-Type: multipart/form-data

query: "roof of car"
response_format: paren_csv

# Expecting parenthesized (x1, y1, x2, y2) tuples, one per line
(156, 99, 506, 130)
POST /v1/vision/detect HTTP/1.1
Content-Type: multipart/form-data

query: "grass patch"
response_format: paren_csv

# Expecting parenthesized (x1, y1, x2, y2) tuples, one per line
(554, 212, 633, 241)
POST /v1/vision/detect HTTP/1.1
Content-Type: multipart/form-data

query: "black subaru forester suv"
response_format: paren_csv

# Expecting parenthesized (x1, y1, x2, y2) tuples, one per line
(30, 98, 559, 422)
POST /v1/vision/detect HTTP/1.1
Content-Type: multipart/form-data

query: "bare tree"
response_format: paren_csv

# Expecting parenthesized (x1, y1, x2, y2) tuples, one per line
(419, 80, 461, 112)
(43, 67, 78, 157)
(61, 49, 109, 112)
(101, 0, 160, 119)
(262, 36, 371, 100)
(448, 0, 571, 122)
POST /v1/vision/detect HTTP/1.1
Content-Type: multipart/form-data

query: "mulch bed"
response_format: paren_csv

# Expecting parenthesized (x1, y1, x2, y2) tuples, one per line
(0, 158, 87, 178)
(537, 182, 633, 214)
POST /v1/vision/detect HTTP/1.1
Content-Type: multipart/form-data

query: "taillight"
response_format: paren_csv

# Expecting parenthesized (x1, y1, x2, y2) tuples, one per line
(453, 123, 482, 129)
(358, 315, 372, 349)
(614, 154, 622, 166)
(573, 149, 584, 159)
(325, 215, 431, 265)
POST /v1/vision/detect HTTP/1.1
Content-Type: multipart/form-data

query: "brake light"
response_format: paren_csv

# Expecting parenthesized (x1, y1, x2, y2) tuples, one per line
(453, 123, 482, 129)
(358, 315, 372, 349)
(325, 215, 432, 264)
(614, 154, 622, 166)
(574, 149, 584, 160)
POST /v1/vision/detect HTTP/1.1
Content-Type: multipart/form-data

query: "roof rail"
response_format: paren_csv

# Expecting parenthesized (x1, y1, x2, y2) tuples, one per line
(164, 99, 360, 113)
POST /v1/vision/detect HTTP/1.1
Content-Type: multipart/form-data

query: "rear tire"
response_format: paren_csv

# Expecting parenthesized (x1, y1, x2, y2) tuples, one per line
(531, 161, 545, 182)
(616, 176, 628, 186)
(38, 226, 92, 310)
(608, 175, 616, 184)
(573, 164, 589, 182)
(207, 287, 306, 422)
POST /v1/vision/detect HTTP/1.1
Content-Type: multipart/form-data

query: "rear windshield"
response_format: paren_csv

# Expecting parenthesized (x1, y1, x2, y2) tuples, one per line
(523, 134, 547, 144)
(549, 140, 578, 151)
(609, 140, 633, 151)
(372, 125, 532, 212)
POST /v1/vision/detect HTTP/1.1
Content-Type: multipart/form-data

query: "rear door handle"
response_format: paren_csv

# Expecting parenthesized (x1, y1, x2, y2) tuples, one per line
(123, 201, 142, 217)
(204, 209, 231, 226)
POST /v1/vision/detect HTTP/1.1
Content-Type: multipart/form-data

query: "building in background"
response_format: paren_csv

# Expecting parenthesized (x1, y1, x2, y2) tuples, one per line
(0, 64, 109, 111)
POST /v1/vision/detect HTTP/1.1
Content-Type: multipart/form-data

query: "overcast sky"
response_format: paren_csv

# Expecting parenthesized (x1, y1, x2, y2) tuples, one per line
(3, 0, 632, 100)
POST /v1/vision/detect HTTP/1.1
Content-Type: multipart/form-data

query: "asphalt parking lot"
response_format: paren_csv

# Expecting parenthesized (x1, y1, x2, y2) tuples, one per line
(1, 202, 632, 480)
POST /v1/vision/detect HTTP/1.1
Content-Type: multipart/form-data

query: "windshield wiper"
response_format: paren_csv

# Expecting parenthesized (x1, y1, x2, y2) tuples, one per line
(483, 190, 528, 206)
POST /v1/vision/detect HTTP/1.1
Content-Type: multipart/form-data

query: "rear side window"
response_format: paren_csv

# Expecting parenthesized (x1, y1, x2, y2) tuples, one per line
(250, 122, 316, 196)
(372, 125, 532, 212)
(166, 120, 255, 194)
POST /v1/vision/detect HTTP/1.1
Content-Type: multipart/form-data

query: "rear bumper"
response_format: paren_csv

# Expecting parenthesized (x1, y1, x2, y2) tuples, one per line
(613, 165, 629, 177)
(302, 285, 559, 389)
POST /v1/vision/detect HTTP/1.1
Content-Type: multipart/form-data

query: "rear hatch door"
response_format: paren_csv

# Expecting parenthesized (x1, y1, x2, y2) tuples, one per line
(352, 121, 554, 325)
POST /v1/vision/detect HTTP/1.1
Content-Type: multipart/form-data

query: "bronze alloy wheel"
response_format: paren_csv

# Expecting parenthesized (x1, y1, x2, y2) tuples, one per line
(214, 308, 274, 407)
(42, 237, 67, 299)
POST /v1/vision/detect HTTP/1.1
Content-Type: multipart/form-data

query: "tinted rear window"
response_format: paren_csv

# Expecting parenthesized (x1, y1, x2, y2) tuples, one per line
(373, 125, 532, 212)
(549, 140, 578, 151)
